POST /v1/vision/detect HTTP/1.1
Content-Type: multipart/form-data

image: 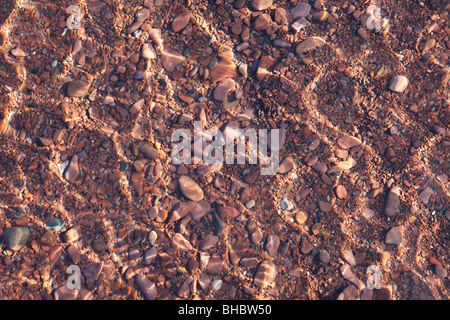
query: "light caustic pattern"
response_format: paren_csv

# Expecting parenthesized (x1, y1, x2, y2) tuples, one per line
(0, 1, 449, 300)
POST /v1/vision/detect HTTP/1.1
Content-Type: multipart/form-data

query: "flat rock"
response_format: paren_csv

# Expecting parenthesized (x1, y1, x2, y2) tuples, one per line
(161, 49, 185, 72)
(213, 78, 235, 101)
(134, 274, 157, 300)
(278, 156, 294, 173)
(138, 142, 158, 160)
(172, 233, 193, 252)
(342, 249, 357, 266)
(254, 260, 277, 288)
(3, 227, 30, 251)
(66, 80, 90, 97)
(64, 155, 80, 183)
(389, 75, 409, 93)
(385, 226, 403, 245)
(265, 235, 280, 257)
(172, 12, 191, 32)
(337, 135, 362, 149)
(290, 2, 311, 19)
(418, 187, 434, 204)
(179, 175, 204, 201)
(250, 0, 273, 11)
(296, 37, 326, 54)
(199, 234, 219, 251)
(385, 186, 401, 216)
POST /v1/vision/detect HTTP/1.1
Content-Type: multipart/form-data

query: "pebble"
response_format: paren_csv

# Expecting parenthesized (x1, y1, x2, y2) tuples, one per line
(296, 36, 327, 54)
(66, 244, 80, 264)
(198, 272, 211, 290)
(134, 274, 157, 300)
(63, 228, 79, 243)
(141, 43, 156, 60)
(278, 156, 294, 174)
(172, 233, 193, 252)
(280, 197, 294, 211)
(3, 227, 30, 251)
(251, 227, 263, 244)
(161, 49, 185, 72)
(254, 260, 277, 288)
(337, 135, 362, 149)
(341, 249, 357, 266)
(46, 218, 65, 232)
(385, 186, 401, 216)
(199, 234, 219, 251)
(40, 230, 56, 246)
(138, 142, 158, 160)
(418, 187, 434, 204)
(291, 18, 308, 33)
(435, 265, 447, 278)
(290, 2, 311, 19)
(389, 75, 409, 93)
(54, 285, 78, 300)
(385, 226, 403, 245)
(144, 247, 157, 265)
(318, 201, 332, 212)
(336, 185, 348, 199)
(265, 235, 280, 257)
(11, 47, 26, 57)
(340, 264, 365, 290)
(245, 200, 256, 209)
(64, 155, 80, 183)
(254, 14, 271, 31)
(213, 78, 235, 101)
(301, 239, 314, 254)
(66, 80, 90, 97)
(172, 12, 191, 32)
(295, 211, 307, 224)
(178, 175, 204, 201)
(93, 238, 108, 252)
(319, 250, 331, 263)
(250, 0, 273, 11)
(217, 206, 239, 219)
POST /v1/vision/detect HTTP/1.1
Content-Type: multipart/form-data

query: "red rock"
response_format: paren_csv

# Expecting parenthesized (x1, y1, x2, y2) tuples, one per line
(217, 206, 240, 219)
(199, 234, 219, 251)
(66, 244, 80, 264)
(172, 233, 193, 252)
(254, 260, 277, 288)
(256, 55, 276, 80)
(67, 80, 90, 97)
(296, 37, 326, 54)
(178, 176, 204, 201)
(418, 187, 434, 204)
(319, 250, 331, 263)
(336, 185, 348, 199)
(250, 0, 273, 11)
(385, 226, 403, 245)
(337, 135, 362, 149)
(278, 156, 294, 174)
(318, 201, 332, 212)
(138, 141, 158, 160)
(172, 12, 191, 32)
(389, 75, 409, 93)
(161, 49, 185, 72)
(385, 186, 401, 216)
(54, 285, 78, 300)
(213, 78, 235, 101)
(134, 274, 157, 300)
(64, 155, 80, 183)
(301, 239, 314, 254)
(340, 264, 365, 289)
(290, 2, 311, 19)
(265, 235, 280, 257)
